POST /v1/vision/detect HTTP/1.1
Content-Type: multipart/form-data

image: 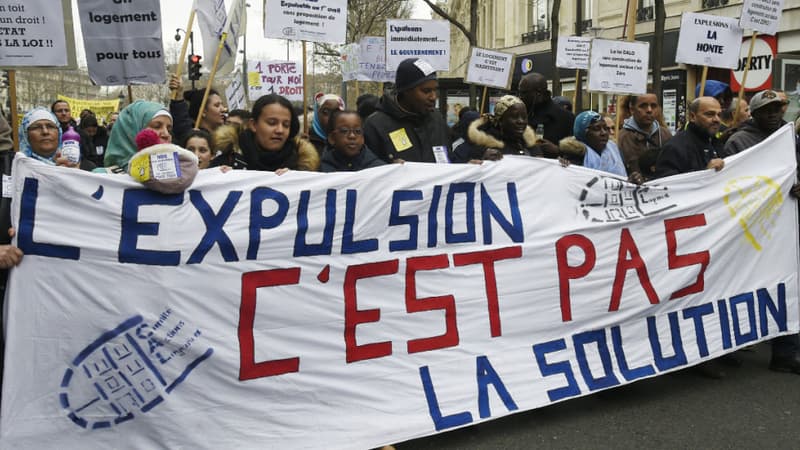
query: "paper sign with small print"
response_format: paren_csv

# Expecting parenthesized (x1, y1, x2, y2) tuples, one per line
(225, 74, 247, 111)
(740, 0, 784, 36)
(263, 0, 347, 44)
(676, 12, 743, 69)
(385, 19, 450, 71)
(588, 39, 649, 94)
(358, 36, 394, 82)
(465, 47, 514, 90)
(341, 43, 360, 82)
(556, 36, 591, 70)
(77, 0, 165, 85)
(0, 0, 69, 67)
(247, 60, 303, 102)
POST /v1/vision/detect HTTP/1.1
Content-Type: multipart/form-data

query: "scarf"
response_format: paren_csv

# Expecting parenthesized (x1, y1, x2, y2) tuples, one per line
(583, 140, 627, 177)
(239, 129, 299, 172)
(19, 107, 61, 164)
(105, 100, 171, 169)
(311, 94, 344, 141)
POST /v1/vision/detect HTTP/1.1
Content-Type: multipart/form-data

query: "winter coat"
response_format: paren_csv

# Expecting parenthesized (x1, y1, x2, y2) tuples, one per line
(453, 115, 540, 162)
(319, 144, 386, 172)
(527, 98, 575, 147)
(654, 122, 723, 178)
(617, 117, 672, 179)
(559, 136, 627, 177)
(238, 129, 319, 172)
(82, 127, 109, 167)
(363, 93, 451, 163)
(723, 119, 778, 157)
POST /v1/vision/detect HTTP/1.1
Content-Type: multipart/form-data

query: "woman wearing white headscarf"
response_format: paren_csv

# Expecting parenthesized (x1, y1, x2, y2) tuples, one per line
(18, 107, 95, 170)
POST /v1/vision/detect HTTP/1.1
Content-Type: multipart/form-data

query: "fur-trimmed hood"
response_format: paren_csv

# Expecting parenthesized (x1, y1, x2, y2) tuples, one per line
(295, 136, 321, 171)
(466, 115, 538, 149)
(558, 136, 586, 158)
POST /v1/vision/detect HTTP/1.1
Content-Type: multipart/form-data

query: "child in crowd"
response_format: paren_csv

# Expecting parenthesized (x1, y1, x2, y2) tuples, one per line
(183, 129, 214, 170)
(320, 110, 385, 172)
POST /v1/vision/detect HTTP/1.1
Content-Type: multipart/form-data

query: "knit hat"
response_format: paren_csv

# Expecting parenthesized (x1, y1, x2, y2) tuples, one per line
(573, 110, 602, 143)
(395, 58, 437, 93)
(694, 80, 731, 99)
(749, 90, 787, 112)
(490, 95, 525, 126)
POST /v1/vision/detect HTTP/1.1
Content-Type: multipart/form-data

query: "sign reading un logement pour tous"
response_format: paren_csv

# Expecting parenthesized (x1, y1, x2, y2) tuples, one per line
(77, 0, 165, 85)
(1, 126, 799, 449)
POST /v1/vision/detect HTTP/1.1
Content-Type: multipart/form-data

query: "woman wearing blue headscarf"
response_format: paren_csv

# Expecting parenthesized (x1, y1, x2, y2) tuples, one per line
(309, 93, 344, 154)
(18, 107, 95, 170)
(562, 110, 642, 183)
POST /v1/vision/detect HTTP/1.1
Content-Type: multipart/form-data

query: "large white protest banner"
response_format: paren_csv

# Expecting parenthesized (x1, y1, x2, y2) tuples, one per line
(263, 0, 347, 44)
(740, 0, 784, 36)
(588, 39, 649, 94)
(386, 19, 450, 71)
(676, 12, 743, 69)
(557, 36, 591, 70)
(247, 59, 303, 101)
(465, 47, 515, 90)
(0, 0, 69, 67)
(2, 126, 799, 449)
(77, 0, 164, 85)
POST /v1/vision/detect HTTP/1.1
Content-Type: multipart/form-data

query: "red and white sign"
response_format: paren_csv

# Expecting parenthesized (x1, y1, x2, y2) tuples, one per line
(730, 35, 777, 92)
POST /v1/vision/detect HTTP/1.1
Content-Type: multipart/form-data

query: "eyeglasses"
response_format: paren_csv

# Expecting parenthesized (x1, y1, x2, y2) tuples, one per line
(28, 123, 59, 133)
(335, 127, 363, 136)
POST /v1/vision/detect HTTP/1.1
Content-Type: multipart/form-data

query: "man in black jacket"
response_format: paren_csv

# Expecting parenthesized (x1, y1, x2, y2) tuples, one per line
(654, 97, 725, 178)
(364, 58, 451, 163)
(518, 72, 574, 157)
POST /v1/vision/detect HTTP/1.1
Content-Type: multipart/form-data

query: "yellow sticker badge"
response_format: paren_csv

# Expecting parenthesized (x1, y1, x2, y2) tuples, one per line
(388, 128, 413, 152)
(128, 153, 151, 183)
(723, 176, 783, 251)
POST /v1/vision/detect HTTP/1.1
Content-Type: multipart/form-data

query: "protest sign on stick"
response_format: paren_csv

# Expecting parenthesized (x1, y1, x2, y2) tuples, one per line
(740, 0, 783, 36)
(77, 0, 165, 85)
(556, 36, 591, 121)
(385, 19, 450, 71)
(263, 0, 347, 44)
(247, 60, 304, 101)
(588, 39, 649, 95)
(0, 0, 70, 67)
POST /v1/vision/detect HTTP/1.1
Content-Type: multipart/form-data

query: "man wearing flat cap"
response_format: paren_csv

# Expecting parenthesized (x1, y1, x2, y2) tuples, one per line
(363, 58, 451, 164)
(723, 90, 789, 156)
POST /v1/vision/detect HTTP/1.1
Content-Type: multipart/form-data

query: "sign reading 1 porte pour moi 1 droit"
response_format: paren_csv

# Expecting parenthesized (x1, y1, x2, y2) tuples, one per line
(676, 12, 743, 69)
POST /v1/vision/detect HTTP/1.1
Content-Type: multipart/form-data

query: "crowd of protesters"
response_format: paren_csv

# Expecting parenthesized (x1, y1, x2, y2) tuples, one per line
(0, 58, 799, 399)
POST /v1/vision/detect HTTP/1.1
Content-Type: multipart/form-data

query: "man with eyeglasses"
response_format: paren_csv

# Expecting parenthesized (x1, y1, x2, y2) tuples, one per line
(517, 72, 574, 158)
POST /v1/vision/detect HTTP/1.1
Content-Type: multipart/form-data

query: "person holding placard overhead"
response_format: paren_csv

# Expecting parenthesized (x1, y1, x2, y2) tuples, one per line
(517, 72, 574, 158)
(363, 58, 451, 164)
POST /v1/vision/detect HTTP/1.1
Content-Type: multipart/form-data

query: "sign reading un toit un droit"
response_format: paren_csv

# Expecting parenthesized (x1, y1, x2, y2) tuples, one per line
(263, 0, 347, 44)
